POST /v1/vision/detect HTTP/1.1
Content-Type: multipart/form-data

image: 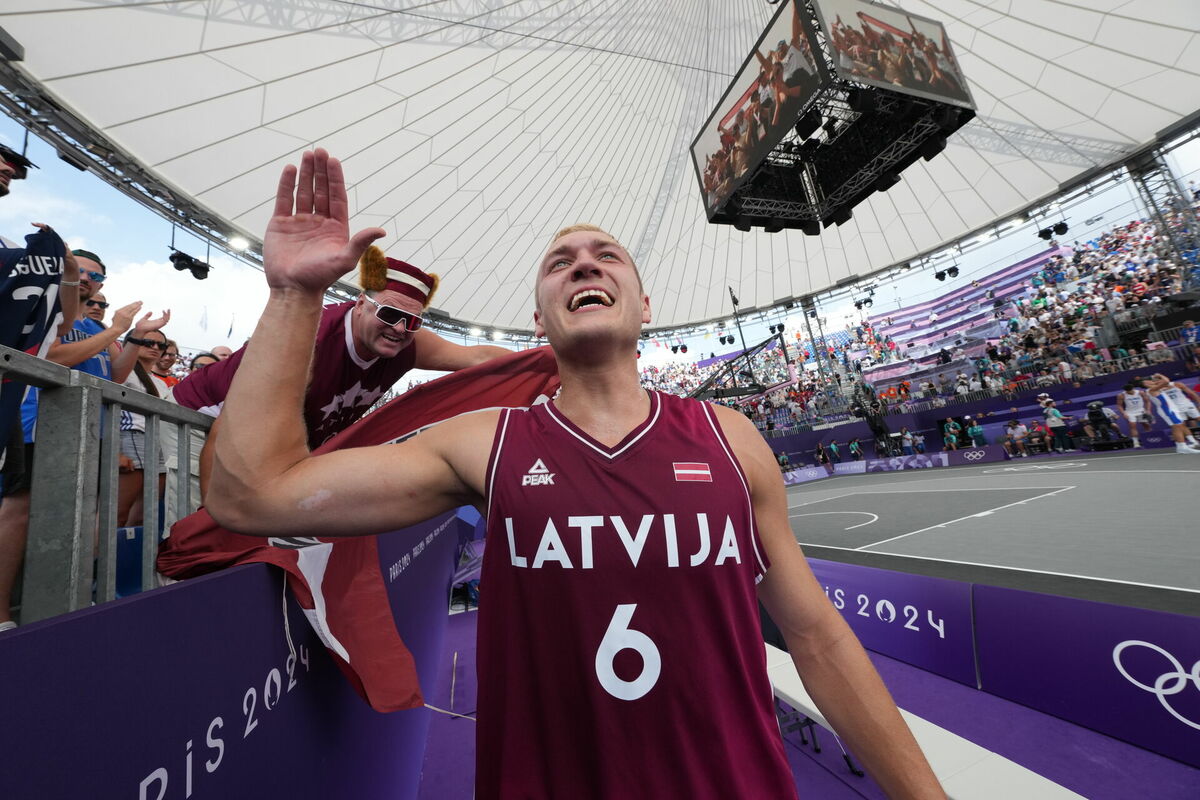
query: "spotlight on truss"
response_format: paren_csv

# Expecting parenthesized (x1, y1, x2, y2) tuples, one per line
(169, 249, 210, 280)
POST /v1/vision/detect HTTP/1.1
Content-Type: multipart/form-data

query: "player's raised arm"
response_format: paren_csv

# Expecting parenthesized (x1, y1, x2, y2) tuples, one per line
(206, 149, 484, 537)
(712, 404, 944, 798)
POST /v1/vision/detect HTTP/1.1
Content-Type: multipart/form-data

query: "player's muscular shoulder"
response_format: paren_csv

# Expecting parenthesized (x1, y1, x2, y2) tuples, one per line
(709, 402, 774, 479)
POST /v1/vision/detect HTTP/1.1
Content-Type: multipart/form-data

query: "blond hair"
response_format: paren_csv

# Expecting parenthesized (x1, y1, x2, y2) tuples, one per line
(549, 223, 613, 246)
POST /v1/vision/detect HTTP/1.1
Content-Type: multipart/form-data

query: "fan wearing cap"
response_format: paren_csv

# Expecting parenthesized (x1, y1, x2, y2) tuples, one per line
(174, 245, 508, 493)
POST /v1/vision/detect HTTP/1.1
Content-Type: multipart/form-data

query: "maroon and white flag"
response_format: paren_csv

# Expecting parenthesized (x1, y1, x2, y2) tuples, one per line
(158, 346, 561, 712)
(672, 462, 713, 482)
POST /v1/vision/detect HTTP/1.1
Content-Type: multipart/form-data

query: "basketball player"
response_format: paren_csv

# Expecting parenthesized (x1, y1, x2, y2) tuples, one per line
(207, 150, 942, 798)
(1115, 380, 1152, 448)
(1146, 373, 1200, 454)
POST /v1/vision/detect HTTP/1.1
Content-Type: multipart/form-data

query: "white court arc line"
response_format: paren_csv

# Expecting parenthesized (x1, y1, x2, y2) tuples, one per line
(789, 511, 880, 530)
(856, 486, 1077, 551)
(986, 469, 1200, 476)
(795, 543, 1200, 595)
(786, 486, 1070, 508)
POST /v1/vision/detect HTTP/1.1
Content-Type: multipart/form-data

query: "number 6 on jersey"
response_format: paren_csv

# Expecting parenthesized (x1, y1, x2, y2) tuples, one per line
(595, 604, 661, 701)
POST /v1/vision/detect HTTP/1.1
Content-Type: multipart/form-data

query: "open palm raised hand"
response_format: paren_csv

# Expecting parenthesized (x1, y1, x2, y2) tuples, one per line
(263, 148, 385, 294)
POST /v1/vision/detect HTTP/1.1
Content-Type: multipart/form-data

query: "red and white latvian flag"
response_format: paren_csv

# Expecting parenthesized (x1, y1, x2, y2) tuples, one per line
(673, 462, 713, 482)
(157, 346, 561, 712)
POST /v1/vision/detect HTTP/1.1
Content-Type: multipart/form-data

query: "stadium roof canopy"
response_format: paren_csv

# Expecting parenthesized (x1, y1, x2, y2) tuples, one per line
(1, 0, 1198, 331)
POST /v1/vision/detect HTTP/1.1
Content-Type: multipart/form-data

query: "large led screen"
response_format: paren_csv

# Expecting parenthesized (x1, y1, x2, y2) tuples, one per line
(691, 0, 823, 218)
(812, 0, 975, 109)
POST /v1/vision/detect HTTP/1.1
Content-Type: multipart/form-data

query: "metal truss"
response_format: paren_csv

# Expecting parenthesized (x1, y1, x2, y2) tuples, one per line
(960, 117, 1135, 169)
(1125, 149, 1200, 291)
(0, 60, 258, 263)
(0, 58, 543, 340)
(94, 0, 630, 54)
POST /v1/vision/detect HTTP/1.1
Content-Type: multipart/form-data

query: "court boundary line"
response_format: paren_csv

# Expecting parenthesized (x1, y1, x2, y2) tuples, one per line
(795, 543, 1200, 595)
(787, 486, 1071, 509)
(856, 486, 1076, 550)
(782, 452, 1194, 497)
(990, 469, 1200, 475)
(789, 511, 880, 531)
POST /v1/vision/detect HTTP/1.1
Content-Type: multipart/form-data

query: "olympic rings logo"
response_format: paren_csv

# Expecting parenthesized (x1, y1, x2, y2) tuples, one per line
(962, 450, 986, 461)
(1113, 640, 1200, 730)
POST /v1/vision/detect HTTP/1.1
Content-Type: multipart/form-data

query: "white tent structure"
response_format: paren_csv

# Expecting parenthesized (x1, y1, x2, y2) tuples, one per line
(0, 0, 1198, 332)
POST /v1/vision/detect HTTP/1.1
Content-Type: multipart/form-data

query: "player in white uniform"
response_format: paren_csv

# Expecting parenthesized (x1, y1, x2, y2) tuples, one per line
(1146, 373, 1200, 454)
(1115, 382, 1152, 448)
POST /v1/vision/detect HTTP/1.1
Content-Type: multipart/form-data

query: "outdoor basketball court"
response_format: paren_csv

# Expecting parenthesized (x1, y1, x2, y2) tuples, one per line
(786, 451, 1200, 592)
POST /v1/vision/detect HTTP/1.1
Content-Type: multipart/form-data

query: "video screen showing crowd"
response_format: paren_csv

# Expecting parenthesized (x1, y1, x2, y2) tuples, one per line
(692, 0, 821, 216)
(815, 0, 973, 109)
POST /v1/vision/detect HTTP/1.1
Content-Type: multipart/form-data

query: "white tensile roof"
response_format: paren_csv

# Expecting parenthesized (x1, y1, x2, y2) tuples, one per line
(2, 0, 1198, 329)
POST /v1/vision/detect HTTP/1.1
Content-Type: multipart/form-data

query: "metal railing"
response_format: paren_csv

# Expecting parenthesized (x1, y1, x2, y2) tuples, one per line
(1, 344, 212, 623)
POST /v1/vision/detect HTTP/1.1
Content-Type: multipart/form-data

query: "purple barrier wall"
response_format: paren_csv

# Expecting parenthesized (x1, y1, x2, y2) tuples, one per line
(946, 443, 1007, 465)
(807, 558, 977, 686)
(781, 464, 832, 486)
(866, 452, 950, 471)
(974, 586, 1200, 769)
(0, 512, 464, 800)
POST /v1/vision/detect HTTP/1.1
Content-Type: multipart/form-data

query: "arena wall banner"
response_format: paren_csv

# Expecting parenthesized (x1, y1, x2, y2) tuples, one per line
(947, 443, 1006, 466)
(807, 558, 977, 686)
(0, 514, 462, 800)
(782, 464, 833, 486)
(974, 586, 1200, 769)
(832, 460, 868, 475)
(866, 452, 950, 472)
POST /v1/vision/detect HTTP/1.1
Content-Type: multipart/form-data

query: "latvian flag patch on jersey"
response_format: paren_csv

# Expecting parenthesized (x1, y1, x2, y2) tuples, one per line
(673, 462, 712, 482)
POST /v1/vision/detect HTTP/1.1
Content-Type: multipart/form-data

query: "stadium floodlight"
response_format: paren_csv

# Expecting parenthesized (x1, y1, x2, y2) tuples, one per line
(671, 345, 679, 354)
(169, 249, 210, 280)
(947, 266, 959, 278)
(229, 236, 249, 251)
(469, 327, 482, 337)
(1053, 221, 1069, 236)
(935, 270, 947, 281)
(1038, 228, 1054, 240)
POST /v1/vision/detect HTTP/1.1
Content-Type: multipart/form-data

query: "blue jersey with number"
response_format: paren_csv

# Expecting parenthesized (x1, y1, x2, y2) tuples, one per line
(0, 230, 67, 451)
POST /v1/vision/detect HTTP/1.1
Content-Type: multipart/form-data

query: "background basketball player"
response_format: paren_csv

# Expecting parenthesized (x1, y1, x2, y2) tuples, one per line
(1146, 373, 1200, 454)
(1116, 380, 1152, 448)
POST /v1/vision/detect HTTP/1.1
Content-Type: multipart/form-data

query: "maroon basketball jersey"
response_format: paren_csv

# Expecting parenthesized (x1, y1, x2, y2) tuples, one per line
(173, 301, 416, 447)
(478, 390, 796, 799)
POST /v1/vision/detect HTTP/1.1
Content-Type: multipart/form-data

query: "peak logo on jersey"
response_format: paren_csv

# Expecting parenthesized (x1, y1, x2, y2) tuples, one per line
(673, 462, 712, 482)
(522, 458, 555, 486)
